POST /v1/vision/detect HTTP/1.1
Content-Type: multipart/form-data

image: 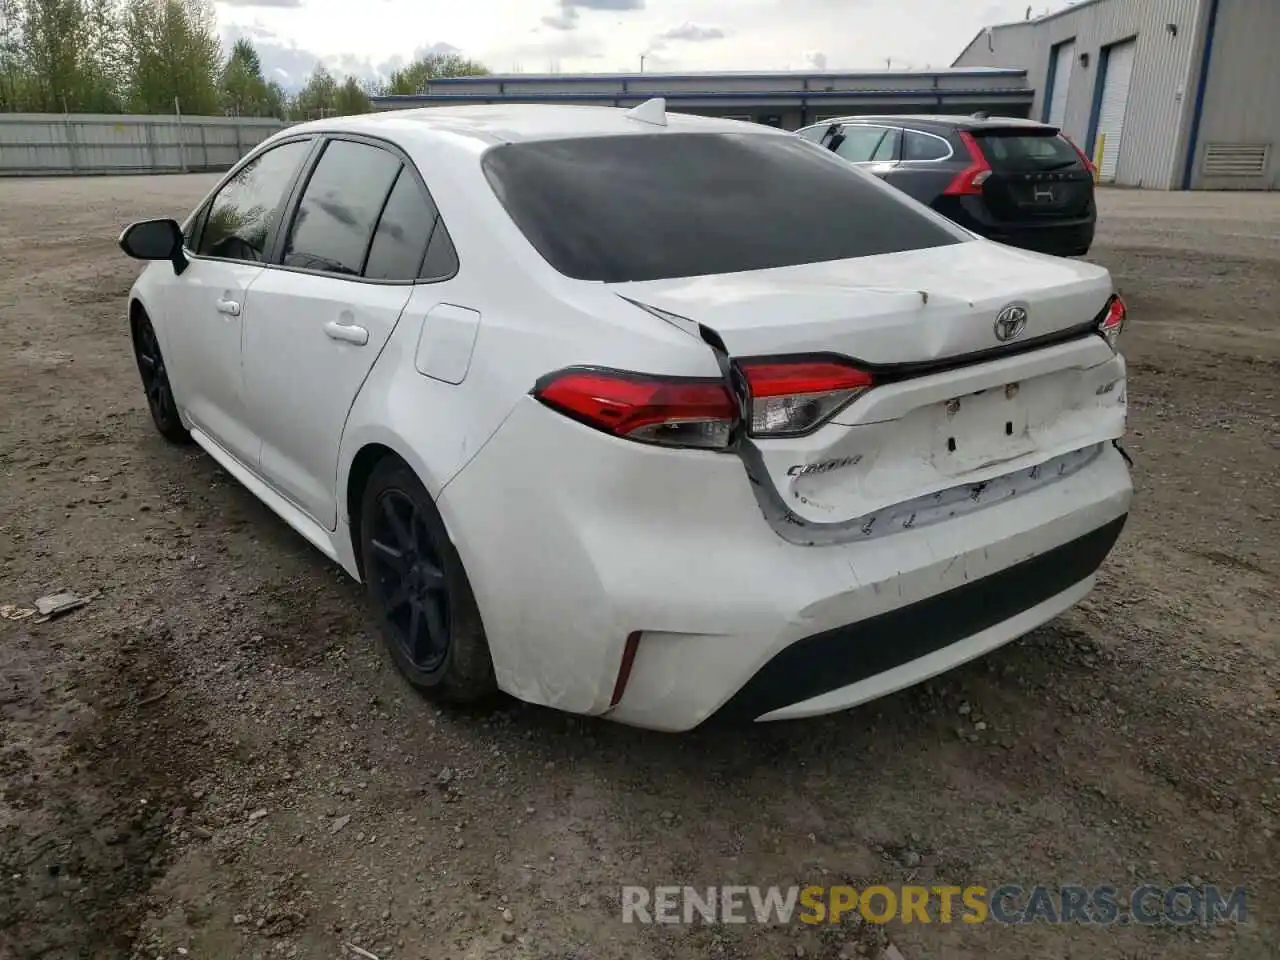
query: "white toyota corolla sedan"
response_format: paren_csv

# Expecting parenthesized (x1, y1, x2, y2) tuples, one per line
(119, 100, 1132, 731)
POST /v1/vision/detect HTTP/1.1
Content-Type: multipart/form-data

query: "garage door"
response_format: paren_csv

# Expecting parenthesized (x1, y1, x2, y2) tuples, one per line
(1094, 39, 1136, 182)
(1046, 41, 1075, 128)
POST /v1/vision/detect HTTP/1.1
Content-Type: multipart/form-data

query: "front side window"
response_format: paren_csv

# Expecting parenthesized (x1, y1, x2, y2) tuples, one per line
(482, 132, 963, 284)
(282, 140, 402, 276)
(196, 139, 312, 262)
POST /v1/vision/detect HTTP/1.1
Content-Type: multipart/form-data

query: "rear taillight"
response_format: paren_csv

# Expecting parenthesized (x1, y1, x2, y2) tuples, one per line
(534, 368, 737, 449)
(943, 131, 993, 197)
(1096, 295, 1126, 350)
(739, 360, 874, 437)
(1062, 134, 1097, 177)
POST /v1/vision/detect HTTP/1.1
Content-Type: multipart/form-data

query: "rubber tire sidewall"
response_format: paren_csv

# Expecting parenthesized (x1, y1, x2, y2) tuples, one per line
(131, 312, 190, 444)
(359, 458, 495, 703)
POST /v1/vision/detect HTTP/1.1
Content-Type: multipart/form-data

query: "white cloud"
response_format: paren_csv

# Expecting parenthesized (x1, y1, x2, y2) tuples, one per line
(213, 0, 1075, 77)
(656, 22, 725, 43)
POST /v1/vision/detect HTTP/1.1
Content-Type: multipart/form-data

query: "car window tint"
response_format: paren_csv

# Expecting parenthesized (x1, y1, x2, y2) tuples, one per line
(364, 169, 440, 281)
(196, 140, 311, 262)
(976, 132, 1082, 170)
(834, 126, 890, 162)
(795, 126, 825, 143)
(420, 218, 459, 280)
(903, 131, 950, 161)
(483, 132, 963, 284)
(872, 128, 901, 162)
(282, 140, 401, 276)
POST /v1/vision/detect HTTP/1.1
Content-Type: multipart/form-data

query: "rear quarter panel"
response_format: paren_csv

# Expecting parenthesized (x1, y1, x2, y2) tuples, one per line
(334, 136, 723, 534)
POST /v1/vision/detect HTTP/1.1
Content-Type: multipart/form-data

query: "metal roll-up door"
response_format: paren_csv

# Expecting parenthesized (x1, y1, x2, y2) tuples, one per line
(1095, 39, 1136, 182)
(1047, 41, 1075, 128)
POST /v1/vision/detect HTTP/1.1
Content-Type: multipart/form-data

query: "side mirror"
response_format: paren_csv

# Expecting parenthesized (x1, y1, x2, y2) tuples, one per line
(118, 219, 188, 275)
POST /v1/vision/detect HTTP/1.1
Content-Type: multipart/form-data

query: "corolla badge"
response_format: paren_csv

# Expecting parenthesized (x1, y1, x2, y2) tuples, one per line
(994, 304, 1028, 342)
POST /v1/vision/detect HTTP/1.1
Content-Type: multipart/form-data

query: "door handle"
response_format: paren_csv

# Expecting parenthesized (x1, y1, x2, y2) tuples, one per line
(324, 320, 369, 346)
(215, 298, 241, 317)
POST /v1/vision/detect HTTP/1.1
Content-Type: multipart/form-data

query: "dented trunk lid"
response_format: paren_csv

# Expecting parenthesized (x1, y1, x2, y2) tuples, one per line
(611, 241, 1126, 538)
(608, 239, 1113, 363)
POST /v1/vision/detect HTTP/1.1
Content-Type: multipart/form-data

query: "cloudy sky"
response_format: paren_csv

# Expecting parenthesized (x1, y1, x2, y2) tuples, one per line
(215, 0, 1076, 89)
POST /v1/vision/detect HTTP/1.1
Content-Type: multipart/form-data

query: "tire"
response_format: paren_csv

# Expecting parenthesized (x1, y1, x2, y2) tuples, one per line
(359, 457, 496, 703)
(130, 309, 190, 444)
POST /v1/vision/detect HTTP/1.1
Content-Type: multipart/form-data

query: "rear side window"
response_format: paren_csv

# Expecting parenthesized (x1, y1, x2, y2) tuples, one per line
(902, 130, 951, 162)
(364, 169, 440, 281)
(482, 133, 963, 283)
(976, 132, 1081, 171)
(282, 140, 401, 276)
(420, 224, 458, 281)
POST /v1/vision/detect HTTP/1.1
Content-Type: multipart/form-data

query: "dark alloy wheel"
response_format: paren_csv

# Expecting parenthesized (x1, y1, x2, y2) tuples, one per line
(131, 311, 189, 443)
(359, 458, 495, 702)
(368, 488, 452, 673)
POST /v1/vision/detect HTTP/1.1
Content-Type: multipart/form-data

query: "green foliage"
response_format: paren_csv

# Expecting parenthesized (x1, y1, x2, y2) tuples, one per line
(123, 0, 220, 114)
(290, 62, 336, 119)
(0, 0, 488, 116)
(383, 51, 487, 96)
(221, 35, 274, 116)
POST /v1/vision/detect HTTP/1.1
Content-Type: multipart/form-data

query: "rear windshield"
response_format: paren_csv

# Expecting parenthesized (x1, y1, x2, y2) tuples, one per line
(482, 133, 963, 283)
(975, 131, 1081, 171)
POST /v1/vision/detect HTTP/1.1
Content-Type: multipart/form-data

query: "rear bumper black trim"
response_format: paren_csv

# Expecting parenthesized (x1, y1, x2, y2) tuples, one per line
(709, 514, 1127, 724)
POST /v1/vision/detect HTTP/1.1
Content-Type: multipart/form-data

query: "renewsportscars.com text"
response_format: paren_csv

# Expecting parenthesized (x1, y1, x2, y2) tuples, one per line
(621, 884, 1247, 926)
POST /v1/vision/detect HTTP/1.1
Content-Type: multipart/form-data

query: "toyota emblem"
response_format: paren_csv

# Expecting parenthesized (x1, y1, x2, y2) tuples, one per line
(994, 304, 1028, 342)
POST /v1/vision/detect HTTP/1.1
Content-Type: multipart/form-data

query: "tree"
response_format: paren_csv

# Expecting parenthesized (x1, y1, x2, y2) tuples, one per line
(17, 0, 120, 111)
(333, 75, 369, 116)
(0, 0, 32, 109)
(382, 51, 486, 96)
(262, 78, 285, 118)
(0, 0, 483, 117)
(291, 62, 337, 120)
(81, 0, 127, 109)
(122, 0, 220, 114)
(220, 36, 275, 116)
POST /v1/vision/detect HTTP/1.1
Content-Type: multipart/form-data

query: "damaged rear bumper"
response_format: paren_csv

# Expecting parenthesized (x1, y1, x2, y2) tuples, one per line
(709, 513, 1125, 724)
(440, 398, 1133, 733)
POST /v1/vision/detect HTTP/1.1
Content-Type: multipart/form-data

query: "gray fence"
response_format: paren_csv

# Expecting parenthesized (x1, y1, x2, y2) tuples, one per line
(0, 113, 288, 177)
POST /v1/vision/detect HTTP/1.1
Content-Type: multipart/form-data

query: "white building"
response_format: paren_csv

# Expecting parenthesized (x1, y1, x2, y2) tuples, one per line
(953, 0, 1279, 190)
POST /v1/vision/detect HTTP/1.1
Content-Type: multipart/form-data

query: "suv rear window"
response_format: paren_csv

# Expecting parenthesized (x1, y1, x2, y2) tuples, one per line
(974, 131, 1081, 171)
(482, 133, 963, 283)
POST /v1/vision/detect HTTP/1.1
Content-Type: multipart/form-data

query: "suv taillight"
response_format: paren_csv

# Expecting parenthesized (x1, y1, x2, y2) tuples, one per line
(943, 131, 993, 197)
(1062, 134, 1097, 177)
(1096, 295, 1126, 350)
(739, 359, 874, 437)
(534, 368, 738, 449)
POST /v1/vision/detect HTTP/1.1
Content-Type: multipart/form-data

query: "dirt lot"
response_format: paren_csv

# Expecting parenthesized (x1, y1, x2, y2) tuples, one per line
(0, 176, 1277, 960)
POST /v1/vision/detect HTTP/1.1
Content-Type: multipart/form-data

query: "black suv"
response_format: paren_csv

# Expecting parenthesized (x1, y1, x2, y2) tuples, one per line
(797, 114, 1097, 258)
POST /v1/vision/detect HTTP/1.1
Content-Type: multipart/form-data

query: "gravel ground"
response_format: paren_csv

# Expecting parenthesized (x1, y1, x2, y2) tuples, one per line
(0, 177, 1277, 960)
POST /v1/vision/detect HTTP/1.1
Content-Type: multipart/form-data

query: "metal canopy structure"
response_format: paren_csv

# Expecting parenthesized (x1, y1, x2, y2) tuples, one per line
(370, 68, 1035, 130)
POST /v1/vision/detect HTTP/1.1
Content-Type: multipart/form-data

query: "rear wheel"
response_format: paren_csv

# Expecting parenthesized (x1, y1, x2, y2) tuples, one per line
(131, 309, 189, 443)
(359, 458, 496, 703)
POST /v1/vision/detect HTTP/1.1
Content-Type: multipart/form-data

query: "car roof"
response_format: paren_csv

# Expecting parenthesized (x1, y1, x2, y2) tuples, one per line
(803, 114, 1057, 133)
(287, 103, 792, 147)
